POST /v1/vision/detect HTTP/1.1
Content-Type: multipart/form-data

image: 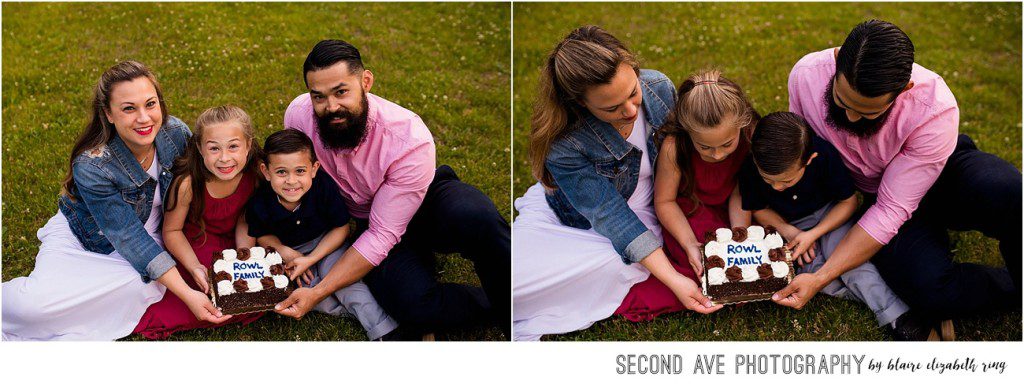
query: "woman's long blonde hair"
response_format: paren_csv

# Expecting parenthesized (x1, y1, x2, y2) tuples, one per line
(529, 25, 639, 189)
(658, 70, 759, 216)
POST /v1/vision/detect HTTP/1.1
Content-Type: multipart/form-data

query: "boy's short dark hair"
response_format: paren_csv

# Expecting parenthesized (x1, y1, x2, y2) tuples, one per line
(751, 112, 815, 176)
(263, 129, 317, 164)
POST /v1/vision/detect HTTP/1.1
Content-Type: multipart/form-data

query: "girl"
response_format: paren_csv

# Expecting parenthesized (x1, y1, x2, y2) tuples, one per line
(134, 105, 264, 339)
(2, 61, 229, 340)
(512, 26, 721, 341)
(616, 70, 760, 320)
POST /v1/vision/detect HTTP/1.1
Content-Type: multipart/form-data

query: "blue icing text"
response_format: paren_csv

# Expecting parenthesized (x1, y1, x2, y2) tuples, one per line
(232, 261, 267, 280)
(727, 244, 762, 254)
(726, 256, 764, 266)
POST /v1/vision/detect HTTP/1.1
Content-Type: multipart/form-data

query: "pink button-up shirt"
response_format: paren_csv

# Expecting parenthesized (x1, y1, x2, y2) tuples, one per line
(788, 48, 959, 245)
(286, 92, 436, 265)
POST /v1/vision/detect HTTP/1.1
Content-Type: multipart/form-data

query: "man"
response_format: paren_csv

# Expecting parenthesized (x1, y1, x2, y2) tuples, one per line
(776, 20, 1021, 340)
(274, 39, 511, 340)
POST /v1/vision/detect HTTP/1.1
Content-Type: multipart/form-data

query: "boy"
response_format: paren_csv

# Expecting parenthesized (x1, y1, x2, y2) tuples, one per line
(739, 112, 932, 341)
(247, 129, 400, 340)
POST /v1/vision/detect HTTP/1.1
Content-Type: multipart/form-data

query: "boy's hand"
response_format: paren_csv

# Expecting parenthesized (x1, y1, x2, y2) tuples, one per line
(684, 243, 704, 278)
(286, 256, 316, 286)
(278, 246, 304, 263)
(787, 230, 819, 266)
(189, 264, 210, 294)
(777, 224, 802, 244)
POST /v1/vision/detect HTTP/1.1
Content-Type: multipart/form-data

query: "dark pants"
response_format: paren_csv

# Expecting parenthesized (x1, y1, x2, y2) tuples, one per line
(868, 134, 1021, 320)
(359, 165, 511, 339)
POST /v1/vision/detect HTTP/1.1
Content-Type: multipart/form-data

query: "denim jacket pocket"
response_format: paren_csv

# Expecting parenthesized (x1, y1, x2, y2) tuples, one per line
(594, 159, 628, 190)
(120, 187, 149, 218)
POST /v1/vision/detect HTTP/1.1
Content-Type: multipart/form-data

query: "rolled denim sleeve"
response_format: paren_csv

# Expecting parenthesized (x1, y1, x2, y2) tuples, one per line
(546, 139, 661, 264)
(72, 162, 175, 282)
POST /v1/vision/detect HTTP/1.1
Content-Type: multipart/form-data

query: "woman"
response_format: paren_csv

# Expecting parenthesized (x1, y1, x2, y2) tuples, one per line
(512, 26, 721, 341)
(2, 61, 232, 340)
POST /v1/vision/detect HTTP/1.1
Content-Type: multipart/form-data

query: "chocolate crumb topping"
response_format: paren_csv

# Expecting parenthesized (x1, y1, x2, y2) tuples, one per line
(768, 247, 787, 262)
(270, 264, 285, 276)
(214, 271, 231, 283)
(725, 266, 743, 282)
(260, 276, 275, 290)
(706, 255, 726, 269)
(237, 248, 251, 261)
(731, 227, 748, 242)
(212, 251, 224, 262)
(232, 279, 249, 293)
(757, 263, 773, 279)
(703, 231, 717, 244)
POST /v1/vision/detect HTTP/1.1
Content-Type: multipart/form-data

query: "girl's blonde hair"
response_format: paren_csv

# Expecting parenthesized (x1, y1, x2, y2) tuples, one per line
(530, 25, 639, 188)
(659, 70, 759, 216)
(164, 105, 262, 243)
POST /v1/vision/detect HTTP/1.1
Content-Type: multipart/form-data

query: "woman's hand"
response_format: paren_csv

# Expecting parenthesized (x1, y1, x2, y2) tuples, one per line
(180, 289, 233, 324)
(683, 242, 705, 278)
(668, 276, 722, 315)
(286, 256, 317, 286)
(787, 230, 820, 266)
(188, 264, 210, 294)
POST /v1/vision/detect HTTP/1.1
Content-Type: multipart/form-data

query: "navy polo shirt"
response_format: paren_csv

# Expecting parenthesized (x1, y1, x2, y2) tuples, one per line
(739, 135, 856, 222)
(247, 168, 351, 247)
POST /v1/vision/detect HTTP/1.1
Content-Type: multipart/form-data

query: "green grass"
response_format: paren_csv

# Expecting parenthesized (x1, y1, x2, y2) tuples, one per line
(1, 2, 509, 341)
(512, 2, 1022, 341)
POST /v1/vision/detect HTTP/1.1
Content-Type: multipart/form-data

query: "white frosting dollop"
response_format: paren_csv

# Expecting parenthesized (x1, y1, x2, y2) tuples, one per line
(265, 252, 283, 265)
(771, 261, 790, 278)
(222, 249, 237, 261)
(715, 228, 733, 243)
(740, 265, 759, 282)
(273, 275, 289, 289)
(707, 267, 726, 285)
(213, 259, 230, 273)
(245, 278, 263, 292)
(704, 241, 726, 257)
(765, 233, 785, 249)
(250, 247, 266, 260)
(747, 226, 765, 241)
(217, 280, 235, 295)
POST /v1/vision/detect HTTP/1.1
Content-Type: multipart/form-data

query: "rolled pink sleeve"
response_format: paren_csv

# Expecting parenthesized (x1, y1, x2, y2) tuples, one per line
(351, 140, 436, 265)
(857, 107, 958, 244)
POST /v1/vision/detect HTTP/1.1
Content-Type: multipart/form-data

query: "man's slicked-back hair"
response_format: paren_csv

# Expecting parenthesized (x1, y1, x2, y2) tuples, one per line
(303, 39, 364, 87)
(836, 19, 915, 99)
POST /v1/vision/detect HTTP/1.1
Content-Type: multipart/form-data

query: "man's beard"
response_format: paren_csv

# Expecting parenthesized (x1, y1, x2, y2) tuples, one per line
(823, 80, 892, 138)
(316, 91, 370, 150)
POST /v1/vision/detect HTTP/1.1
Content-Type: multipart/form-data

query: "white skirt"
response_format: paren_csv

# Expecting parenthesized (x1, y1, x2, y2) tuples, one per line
(2, 211, 165, 341)
(512, 183, 659, 341)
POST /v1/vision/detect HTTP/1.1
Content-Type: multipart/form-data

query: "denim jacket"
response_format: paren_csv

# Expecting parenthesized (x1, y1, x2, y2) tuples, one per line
(544, 69, 675, 264)
(58, 116, 191, 282)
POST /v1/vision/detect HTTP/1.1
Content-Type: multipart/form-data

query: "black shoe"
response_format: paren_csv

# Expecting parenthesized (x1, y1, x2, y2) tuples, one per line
(890, 312, 938, 341)
(376, 327, 428, 341)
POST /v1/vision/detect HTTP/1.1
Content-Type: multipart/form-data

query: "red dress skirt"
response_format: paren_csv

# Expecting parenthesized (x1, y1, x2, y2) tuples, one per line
(134, 172, 264, 339)
(615, 140, 749, 321)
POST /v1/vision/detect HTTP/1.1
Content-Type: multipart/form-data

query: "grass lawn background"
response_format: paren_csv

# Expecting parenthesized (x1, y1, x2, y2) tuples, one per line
(512, 2, 1022, 341)
(1, 2, 510, 341)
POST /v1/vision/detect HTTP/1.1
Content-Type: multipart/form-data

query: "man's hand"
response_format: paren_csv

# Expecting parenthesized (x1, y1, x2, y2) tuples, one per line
(274, 287, 323, 320)
(772, 273, 826, 310)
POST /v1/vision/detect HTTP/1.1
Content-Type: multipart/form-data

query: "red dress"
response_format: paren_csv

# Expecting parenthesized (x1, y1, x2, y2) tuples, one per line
(134, 172, 263, 339)
(615, 140, 749, 321)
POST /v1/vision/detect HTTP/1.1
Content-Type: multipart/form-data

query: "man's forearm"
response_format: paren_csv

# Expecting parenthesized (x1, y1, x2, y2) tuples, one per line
(310, 245, 374, 300)
(811, 223, 883, 284)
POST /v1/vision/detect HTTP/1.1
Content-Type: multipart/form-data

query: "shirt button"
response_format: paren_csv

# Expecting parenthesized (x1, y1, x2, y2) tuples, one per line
(296, 220, 301, 225)
(792, 195, 798, 200)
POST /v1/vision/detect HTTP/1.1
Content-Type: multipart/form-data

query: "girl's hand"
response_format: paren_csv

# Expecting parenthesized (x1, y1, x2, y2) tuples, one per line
(189, 264, 210, 294)
(787, 231, 819, 266)
(180, 289, 233, 324)
(286, 256, 317, 286)
(684, 243, 705, 278)
(278, 246, 305, 263)
(669, 276, 722, 315)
